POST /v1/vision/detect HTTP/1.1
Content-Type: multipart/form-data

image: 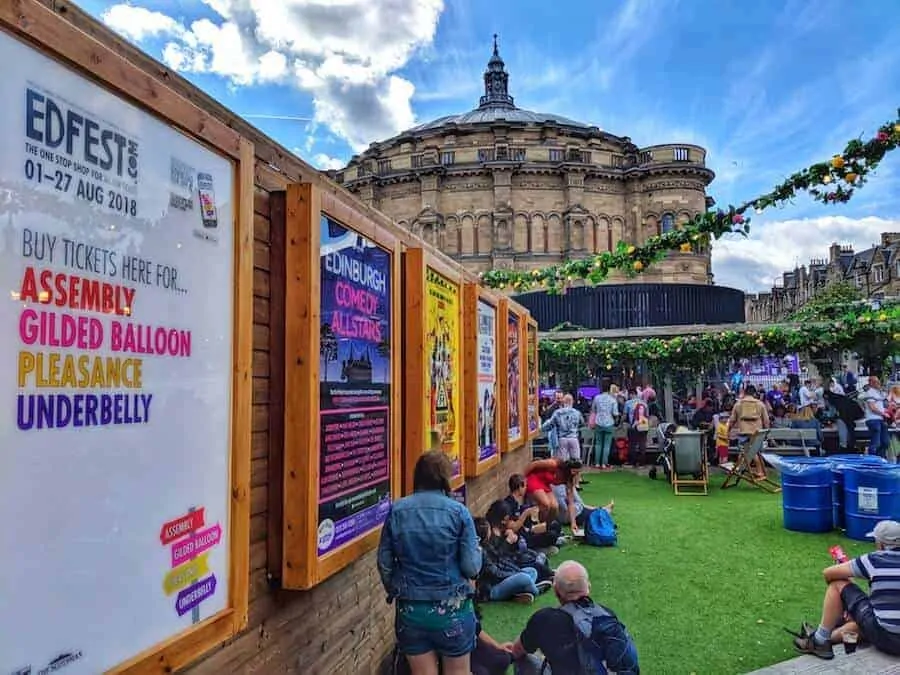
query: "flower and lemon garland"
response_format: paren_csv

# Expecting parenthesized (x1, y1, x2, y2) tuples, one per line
(480, 108, 900, 293)
(538, 304, 900, 374)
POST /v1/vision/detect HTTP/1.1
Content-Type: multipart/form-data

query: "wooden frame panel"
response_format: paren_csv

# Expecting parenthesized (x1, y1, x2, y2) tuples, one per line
(526, 316, 541, 440)
(282, 185, 402, 590)
(0, 5, 253, 672)
(402, 249, 466, 492)
(499, 300, 527, 453)
(462, 284, 502, 476)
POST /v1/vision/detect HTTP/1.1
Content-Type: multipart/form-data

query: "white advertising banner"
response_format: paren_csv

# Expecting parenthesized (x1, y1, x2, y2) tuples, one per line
(476, 299, 497, 463)
(0, 30, 234, 673)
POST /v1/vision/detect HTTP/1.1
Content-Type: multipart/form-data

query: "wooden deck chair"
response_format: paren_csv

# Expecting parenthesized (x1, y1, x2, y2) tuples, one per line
(671, 431, 708, 495)
(720, 430, 781, 493)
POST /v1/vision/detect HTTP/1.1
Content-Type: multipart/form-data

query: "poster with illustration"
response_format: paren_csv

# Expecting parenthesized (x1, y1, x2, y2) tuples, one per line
(527, 322, 540, 434)
(316, 215, 392, 557)
(425, 268, 461, 479)
(507, 312, 522, 443)
(0, 31, 232, 672)
(476, 299, 498, 462)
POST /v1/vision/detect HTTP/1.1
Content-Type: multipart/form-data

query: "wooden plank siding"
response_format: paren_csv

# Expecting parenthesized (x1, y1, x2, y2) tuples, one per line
(28, 2, 538, 672)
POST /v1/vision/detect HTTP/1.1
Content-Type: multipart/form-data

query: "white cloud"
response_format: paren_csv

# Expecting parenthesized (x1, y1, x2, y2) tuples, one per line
(713, 216, 900, 292)
(101, 5, 186, 42)
(311, 153, 347, 171)
(101, 1, 445, 151)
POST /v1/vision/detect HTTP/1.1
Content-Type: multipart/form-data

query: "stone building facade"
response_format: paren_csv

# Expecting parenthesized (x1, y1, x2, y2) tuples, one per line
(330, 38, 716, 284)
(745, 233, 900, 322)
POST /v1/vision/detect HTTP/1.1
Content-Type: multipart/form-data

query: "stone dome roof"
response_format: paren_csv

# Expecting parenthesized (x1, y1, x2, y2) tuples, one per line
(399, 34, 603, 139)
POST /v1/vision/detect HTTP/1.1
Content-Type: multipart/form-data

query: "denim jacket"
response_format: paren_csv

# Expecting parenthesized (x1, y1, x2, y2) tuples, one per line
(377, 490, 482, 603)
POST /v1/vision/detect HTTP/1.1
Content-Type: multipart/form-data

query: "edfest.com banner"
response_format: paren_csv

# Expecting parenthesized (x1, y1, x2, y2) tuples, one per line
(476, 299, 497, 462)
(425, 268, 461, 479)
(527, 323, 540, 434)
(317, 215, 392, 557)
(507, 312, 521, 442)
(0, 31, 232, 673)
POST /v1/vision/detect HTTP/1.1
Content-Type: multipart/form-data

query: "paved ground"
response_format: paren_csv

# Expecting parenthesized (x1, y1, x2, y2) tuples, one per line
(749, 645, 900, 673)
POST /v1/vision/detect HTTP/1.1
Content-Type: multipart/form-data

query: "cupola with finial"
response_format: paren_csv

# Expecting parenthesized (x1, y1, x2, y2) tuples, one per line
(479, 34, 515, 109)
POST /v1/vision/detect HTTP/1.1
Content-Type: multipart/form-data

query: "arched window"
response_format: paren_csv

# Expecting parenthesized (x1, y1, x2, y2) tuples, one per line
(661, 213, 675, 233)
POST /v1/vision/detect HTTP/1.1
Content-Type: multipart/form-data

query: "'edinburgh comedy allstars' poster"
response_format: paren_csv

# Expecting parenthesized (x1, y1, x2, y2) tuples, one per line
(0, 31, 231, 673)
(425, 268, 461, 478)
(527, 323, 540, 433)
(317, 215, 392, 557)
(476, 300, 497, 462)
(507, 313, 521, 442)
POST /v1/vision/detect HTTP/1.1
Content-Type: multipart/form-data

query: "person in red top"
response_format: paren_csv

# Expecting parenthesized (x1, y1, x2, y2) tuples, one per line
(524, 458, 582, 530)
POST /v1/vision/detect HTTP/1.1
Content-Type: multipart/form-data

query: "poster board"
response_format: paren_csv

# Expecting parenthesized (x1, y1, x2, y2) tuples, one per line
(462, 284, 501, 476)
(282, 184, 401, 590)
(0, 7, 253, 673)
(498, 299, 526, 453)
(526, 317, 541, 438)
(402, 249, 465, 492)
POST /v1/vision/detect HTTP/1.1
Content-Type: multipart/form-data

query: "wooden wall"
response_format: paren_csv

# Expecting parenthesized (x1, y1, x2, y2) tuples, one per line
(28, 3, 538, 672)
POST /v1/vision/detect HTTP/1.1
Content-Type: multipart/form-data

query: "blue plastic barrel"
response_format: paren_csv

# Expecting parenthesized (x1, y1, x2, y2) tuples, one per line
(831, 455, 886, 530)
(844, 465, 900, 541)
(782, 458, 834, 533)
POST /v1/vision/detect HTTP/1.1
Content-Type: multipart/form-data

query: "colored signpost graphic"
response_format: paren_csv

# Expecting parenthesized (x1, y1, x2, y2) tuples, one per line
(159, 508, 222, 622)
(171, 523, 222, 567)
(317, 214, 393, 557)
(159, 508, 205, 545)
(175, 575, 217, 617)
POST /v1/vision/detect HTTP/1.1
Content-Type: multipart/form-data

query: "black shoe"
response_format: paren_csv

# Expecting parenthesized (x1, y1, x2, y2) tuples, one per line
(579, 480, 591, 486)
(793, 635, 834, 660)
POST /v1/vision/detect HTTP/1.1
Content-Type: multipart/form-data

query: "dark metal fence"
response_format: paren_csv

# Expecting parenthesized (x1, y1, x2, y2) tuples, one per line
(515, 283, 745, 330)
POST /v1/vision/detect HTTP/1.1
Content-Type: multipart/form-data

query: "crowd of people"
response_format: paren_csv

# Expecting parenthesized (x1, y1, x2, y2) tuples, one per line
(377, 451, 637, 675)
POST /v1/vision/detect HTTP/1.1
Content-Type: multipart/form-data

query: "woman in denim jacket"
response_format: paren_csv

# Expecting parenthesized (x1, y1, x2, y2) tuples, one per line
(378, 451, 483, 675)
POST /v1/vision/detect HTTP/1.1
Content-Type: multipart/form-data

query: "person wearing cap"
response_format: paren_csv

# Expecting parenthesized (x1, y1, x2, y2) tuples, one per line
(793, 520, 900, 660)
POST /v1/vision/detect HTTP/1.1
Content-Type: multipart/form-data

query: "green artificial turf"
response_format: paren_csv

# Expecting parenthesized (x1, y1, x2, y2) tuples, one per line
(479, 468, 875, 675)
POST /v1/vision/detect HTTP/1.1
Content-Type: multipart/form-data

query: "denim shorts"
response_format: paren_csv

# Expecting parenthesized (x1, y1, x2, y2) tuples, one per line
(842, 583, 900, 656)
(396, 607, 477, 657)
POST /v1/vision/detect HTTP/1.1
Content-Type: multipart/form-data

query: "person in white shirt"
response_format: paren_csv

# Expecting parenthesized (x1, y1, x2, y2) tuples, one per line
(861, 376, 890, 458)
(589, 385, 619, 469)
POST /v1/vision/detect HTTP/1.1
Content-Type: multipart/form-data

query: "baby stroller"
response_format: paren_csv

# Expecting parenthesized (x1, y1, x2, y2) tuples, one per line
(649, 422, 675, 482)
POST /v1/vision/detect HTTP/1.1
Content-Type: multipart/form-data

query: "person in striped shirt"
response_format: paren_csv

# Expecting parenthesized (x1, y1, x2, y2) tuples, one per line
(793, 520, 900, 659)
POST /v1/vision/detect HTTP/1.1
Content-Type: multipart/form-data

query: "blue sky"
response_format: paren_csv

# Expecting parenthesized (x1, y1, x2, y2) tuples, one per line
(82, 0, 900, 292)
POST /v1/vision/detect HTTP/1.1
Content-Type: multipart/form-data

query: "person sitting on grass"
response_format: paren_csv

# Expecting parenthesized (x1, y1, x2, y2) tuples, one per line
(474, 517, 551, 605)
(503, 474, 565, 551)
(792, 520, 900, 660)
(470, 598, 515, 675)
(505, 560, 640, 674)
(524, 457, 582, 528)
(485, 500, 554, 582)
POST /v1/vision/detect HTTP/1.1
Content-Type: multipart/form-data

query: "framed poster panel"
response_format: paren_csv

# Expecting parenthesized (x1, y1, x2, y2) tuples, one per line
(0, 9, 253, 674)
(526, 317, 541, 438)
(462, 284, 501, 476)
(499, 300, 526, 453)
(282, 185, 401, 590)
(402, 249, 465, 492)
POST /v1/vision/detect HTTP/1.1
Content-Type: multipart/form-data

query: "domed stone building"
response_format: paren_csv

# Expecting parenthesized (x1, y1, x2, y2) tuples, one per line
(330, 37, 716, 286)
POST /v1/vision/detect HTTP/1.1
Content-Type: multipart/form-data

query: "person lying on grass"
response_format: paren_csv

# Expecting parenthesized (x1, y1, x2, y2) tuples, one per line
(524, 457, 582, 529)
(792, 519, 900, 660)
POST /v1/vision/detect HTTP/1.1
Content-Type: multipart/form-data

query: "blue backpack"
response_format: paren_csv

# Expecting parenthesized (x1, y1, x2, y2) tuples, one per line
(559, 602, 640, 675)
(585, 508, 617, 547)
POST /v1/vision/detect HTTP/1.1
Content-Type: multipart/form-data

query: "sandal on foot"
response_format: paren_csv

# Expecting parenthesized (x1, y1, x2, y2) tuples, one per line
(793, 635, 834, 660)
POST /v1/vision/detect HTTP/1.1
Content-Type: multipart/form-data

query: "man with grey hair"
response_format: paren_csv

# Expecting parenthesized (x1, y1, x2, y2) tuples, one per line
(507, 560, 639, 674)
(793, 520, 900, 660)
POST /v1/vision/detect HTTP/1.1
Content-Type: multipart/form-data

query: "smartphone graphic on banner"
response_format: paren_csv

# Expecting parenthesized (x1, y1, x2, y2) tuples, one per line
(197, 172, 218, 229)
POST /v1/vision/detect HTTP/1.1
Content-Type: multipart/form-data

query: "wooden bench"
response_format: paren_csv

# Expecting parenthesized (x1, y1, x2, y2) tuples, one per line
(763, 427, 821, 457)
